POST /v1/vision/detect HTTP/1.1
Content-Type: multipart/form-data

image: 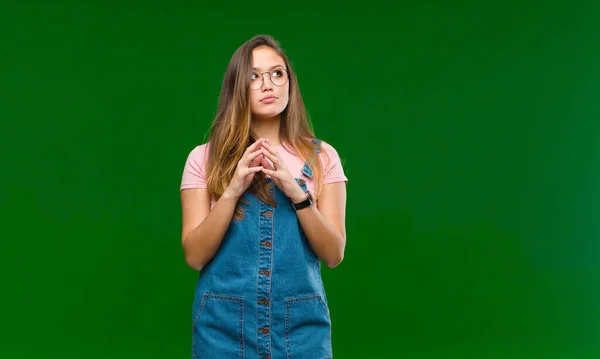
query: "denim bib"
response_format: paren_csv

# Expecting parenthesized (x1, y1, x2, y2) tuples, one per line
(191, 139, 333, 359)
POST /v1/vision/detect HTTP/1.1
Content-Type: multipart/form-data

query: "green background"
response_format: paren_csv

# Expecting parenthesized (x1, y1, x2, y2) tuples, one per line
(2, 1, 599, 358)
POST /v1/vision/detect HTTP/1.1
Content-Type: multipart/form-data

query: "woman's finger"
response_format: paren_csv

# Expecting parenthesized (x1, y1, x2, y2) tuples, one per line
(261, 168, 277, 178)
(261, 141, 278, 157)
(245, 166, 263, 176)
(260, 155, 275, 170)
(244, 138, 266, 156)
(242, 148, 264, 166)
(249, 151, 263, 168)
(261, 147, 279, 165)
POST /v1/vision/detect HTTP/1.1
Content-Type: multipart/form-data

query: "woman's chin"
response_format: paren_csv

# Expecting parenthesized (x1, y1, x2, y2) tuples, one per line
(253, 111, 283, 121)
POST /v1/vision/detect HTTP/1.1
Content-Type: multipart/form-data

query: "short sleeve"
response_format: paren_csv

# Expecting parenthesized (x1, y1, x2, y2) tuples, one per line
(319, 141, 348, 185)
(180, 144, 210, 191)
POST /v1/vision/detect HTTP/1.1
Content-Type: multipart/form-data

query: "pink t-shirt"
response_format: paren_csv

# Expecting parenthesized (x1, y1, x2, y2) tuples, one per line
(180, 140, 348, 208)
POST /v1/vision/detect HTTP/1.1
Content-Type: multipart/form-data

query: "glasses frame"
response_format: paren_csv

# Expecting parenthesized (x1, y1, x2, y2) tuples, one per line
(249, 68, 289, 90)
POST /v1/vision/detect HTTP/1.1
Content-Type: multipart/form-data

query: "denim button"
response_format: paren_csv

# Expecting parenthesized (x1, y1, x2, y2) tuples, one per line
(259, 328, 270, 335)
(262, 210, 273, 218)
(260, 241, 272, 248)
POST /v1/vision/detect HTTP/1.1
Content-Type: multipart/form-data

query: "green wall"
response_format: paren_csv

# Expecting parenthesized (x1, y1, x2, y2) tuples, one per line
(2, 1, 599, 358)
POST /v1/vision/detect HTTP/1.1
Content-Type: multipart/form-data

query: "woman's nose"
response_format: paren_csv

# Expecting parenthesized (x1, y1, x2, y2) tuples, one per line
(261, 73, 274, 90)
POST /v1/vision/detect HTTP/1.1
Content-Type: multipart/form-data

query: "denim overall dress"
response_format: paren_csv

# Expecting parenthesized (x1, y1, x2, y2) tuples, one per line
(190, 139, 333, 359)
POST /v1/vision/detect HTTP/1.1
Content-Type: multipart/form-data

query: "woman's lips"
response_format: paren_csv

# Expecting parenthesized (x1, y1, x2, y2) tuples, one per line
(261, 96, 277, 103)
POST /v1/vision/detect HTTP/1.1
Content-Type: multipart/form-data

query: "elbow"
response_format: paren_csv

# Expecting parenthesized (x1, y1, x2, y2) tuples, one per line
(326, 251, 344, 269)
(186, 256, 204, 271)
(184, 250, 204, 271)
(185, 256, 203, 271)
(182, 236, 204, 271)
(326, 235, 345, 268)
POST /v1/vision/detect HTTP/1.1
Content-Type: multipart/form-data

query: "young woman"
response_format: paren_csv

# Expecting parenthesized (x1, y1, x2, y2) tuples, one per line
(180, 34, 348, 359)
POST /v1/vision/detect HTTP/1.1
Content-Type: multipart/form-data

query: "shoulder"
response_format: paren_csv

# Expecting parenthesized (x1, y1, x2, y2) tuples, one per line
(314, 139, 342, 161)
(181, 143, 212, 189)
(313, 138, 347, 183)
(186, 143, 210, 161)
(182, 143, 211, 174)
(317, 139, 338, 153)
(191, 142, 210, 154)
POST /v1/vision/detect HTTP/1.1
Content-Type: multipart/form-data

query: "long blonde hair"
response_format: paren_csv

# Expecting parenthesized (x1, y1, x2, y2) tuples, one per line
(205, 35, 322, 218)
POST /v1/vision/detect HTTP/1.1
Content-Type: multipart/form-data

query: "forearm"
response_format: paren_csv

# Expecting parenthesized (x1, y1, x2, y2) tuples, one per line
(183, 193, 239, 271)
(295, 204, 346, 268)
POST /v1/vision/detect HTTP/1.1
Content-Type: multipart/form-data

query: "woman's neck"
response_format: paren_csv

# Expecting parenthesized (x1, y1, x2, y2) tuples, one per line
(252, 115, 282, 146)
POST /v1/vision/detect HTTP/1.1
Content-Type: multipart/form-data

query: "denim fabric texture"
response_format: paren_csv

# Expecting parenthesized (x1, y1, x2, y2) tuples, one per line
(191, 140, 333, 359)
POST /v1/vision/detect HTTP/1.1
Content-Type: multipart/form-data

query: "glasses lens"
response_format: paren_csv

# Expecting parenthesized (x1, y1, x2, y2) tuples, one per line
(250, 73, 262, 90)
(271, 69, 288, 86)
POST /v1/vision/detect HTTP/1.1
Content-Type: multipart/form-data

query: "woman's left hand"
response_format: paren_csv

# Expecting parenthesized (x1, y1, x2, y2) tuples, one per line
(260, 141, 307, 203)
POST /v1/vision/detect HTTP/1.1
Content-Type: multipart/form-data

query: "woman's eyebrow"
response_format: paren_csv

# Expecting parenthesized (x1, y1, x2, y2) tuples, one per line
(252, 64, 285, 71)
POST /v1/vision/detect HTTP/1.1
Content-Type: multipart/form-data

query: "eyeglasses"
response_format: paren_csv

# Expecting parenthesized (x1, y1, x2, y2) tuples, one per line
(249, 68, 289, 90)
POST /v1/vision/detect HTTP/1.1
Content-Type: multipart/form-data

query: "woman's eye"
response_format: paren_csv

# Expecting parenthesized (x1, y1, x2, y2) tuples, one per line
(251, 73, 260, 79)
(273, 70, 282, 77)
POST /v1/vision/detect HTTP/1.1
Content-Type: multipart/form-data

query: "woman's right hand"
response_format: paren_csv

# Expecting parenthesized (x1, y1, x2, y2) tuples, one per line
(222, 138, 266, 200)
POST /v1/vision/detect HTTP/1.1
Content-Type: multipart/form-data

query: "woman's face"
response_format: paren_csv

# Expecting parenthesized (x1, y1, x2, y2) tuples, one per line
(248, 46, 289, 121)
